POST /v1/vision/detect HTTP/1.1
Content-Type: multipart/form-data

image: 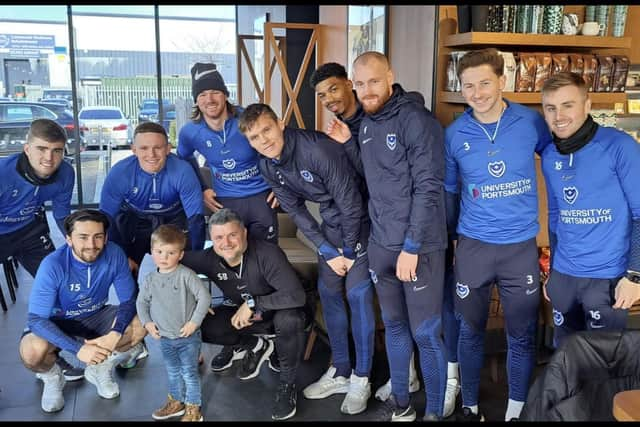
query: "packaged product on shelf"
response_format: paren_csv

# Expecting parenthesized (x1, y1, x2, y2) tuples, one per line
(515, 53, 537, 92)
(611, 56, 629, 92)
(568, 54, 584, 78)
(535, 52, 552, 92)
(551, 53, 570, 75)
(582, 54, 598, 92)
(595, 54, 614, 92)
(498, 51, 516, 92)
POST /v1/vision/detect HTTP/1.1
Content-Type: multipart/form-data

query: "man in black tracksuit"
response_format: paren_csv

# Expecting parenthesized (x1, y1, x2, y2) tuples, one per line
(328, 51, 448, 421)
(238, 103, 376, 416)
(180, 208, 307, 421)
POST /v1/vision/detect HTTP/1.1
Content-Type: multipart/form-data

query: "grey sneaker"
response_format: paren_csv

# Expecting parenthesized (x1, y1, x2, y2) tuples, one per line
(56, 357, 84, 382)
(85, 358, 119, 399)
(36, 363, 65, 413)
(118, 341, 149, 369)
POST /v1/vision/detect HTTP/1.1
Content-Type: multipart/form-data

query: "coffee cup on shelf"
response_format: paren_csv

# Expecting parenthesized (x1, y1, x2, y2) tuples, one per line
(580, 21, 604, 36)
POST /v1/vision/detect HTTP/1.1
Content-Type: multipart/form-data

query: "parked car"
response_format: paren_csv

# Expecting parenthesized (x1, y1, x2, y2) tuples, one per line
(79, 106, 132, 149)
(40, 98, 73, 110)
(138, 98, 175, 131)
(0, 101, 84, 158)
(39, 88, 79, 109)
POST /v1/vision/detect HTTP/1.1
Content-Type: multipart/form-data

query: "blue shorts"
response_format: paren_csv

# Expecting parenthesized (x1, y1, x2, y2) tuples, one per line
(22, 304, 119, 340)
(454, 235, 540, 337)
(546, 268, 628, 345)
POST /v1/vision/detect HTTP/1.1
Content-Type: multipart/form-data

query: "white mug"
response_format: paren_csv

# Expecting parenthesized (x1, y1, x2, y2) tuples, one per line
(581, 21, 605, 36)
(562, 13, 579, 35)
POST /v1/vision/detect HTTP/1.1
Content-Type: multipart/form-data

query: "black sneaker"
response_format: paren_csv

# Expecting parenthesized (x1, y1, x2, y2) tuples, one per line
(272, 382, 297, 421)
(376, 395, 416, 422)
(458, 407, 485, 422)
(268, 346, 280, 373)
(211, 345, 246, 372)
(237, 338, 274, 380)
(56, 357, 84, 382)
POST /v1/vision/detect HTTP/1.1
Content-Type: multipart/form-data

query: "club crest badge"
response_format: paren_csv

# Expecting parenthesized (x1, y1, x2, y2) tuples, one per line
(386, 133, 397, 151)
(300, 170, 314, 183)
(487, 161, 506, 178)
(222, 158, 236, 170)
(563, 186, 578, 205)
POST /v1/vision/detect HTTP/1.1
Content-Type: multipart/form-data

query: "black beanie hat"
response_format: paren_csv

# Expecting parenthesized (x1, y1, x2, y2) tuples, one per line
(191, 62, 229, 101)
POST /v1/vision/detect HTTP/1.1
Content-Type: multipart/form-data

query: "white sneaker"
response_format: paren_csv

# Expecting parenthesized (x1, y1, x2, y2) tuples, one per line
(118, 341, 149, 369)
(36, 363, 65, 412)
(443, 377, 460, 418)
(340, 373, 371, 415)
(85, 357, 119, 399)
(302, 366, 350, 399)
(374, 372, 420, 402)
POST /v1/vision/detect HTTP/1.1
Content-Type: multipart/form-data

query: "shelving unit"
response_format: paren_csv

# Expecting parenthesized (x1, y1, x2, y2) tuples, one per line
(443, 32, 632, 49)
(439, 91, 628, 104)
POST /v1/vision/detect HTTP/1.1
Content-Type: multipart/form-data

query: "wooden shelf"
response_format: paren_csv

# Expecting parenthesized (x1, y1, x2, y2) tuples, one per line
(440, 91, 628, 104)
(443, 32, 632, 49)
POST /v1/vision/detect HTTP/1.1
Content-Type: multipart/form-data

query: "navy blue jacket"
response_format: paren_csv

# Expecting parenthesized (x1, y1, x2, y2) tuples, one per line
(258, 127, 367, 259)
(358, 84, 447, 254)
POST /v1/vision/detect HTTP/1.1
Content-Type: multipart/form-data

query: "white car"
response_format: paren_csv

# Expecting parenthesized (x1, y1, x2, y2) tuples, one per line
(79, 106, 132, 149)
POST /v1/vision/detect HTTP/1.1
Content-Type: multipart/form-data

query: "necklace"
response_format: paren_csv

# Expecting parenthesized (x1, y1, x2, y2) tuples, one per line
(472, 103, 506, 144)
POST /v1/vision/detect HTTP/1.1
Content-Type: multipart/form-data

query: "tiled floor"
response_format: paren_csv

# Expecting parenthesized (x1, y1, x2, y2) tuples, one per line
(0, 213, 546, 421)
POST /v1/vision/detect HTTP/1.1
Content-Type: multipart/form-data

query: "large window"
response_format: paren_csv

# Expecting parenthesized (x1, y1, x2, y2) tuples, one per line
(347, 6, 387, 77)
(0, 5, 236, 207)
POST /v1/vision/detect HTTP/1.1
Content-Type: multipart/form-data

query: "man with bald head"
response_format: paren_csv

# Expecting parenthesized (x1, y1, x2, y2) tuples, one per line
(328, 51, 448, 421)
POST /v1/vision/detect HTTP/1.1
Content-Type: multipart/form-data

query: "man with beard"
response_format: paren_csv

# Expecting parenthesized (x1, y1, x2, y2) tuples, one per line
(540, 72, 640, 345)
(178, 63, 279, 244)
(310, 61, 422, 403)
(19, 209, 147, 413)
(327, 51, 448, 422)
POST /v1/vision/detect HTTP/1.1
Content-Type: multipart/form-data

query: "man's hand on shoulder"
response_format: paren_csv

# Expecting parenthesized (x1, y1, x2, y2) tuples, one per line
(326, 118, 351, 144)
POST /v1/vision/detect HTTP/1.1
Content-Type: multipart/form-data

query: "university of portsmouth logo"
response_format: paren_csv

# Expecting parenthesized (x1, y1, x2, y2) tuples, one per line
(487, 160, 506, 178)
(222, 158, 236, 170)
(563, 186, 578, 205)
(300, 170, 314, 183)
(386, 133, 397, 151)
(455, 282, 470, 299)
(368, 268, 378, 284)
(276, 171, 285, 185)
(468, 184, 480, 199)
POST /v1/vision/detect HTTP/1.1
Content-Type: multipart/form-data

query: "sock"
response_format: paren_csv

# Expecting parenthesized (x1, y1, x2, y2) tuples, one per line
(465, 405, 478, 415)
(447, 362, 459, 380)
(505, 399, 524, 421)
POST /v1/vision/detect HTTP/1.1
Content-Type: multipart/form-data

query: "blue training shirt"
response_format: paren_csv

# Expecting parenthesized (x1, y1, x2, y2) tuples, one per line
(27, 241, 136, 354)
(542, 126, 640, 278)
(0, 154, 74, 235)
(177, 111, 270, 198)
(100, 153, 203, 219)
(445, 100, 552, 244)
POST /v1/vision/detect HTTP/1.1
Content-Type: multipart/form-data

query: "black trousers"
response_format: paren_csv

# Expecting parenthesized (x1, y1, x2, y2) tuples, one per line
(200, 305, 306, 384)
(0, 212, 54, 277)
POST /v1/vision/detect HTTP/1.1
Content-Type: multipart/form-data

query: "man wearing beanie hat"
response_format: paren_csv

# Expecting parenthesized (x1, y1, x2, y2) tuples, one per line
(178, 62, 280, 373)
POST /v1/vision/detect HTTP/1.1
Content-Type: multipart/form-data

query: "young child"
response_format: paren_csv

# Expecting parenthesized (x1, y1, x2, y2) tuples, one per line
(136, 224, 211, 422)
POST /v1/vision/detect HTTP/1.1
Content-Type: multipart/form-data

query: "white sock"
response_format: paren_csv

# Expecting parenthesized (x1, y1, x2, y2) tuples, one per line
(505, 399, 524, 421)
(251, 337, 264, 353)
(447, 362, 459, 380)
